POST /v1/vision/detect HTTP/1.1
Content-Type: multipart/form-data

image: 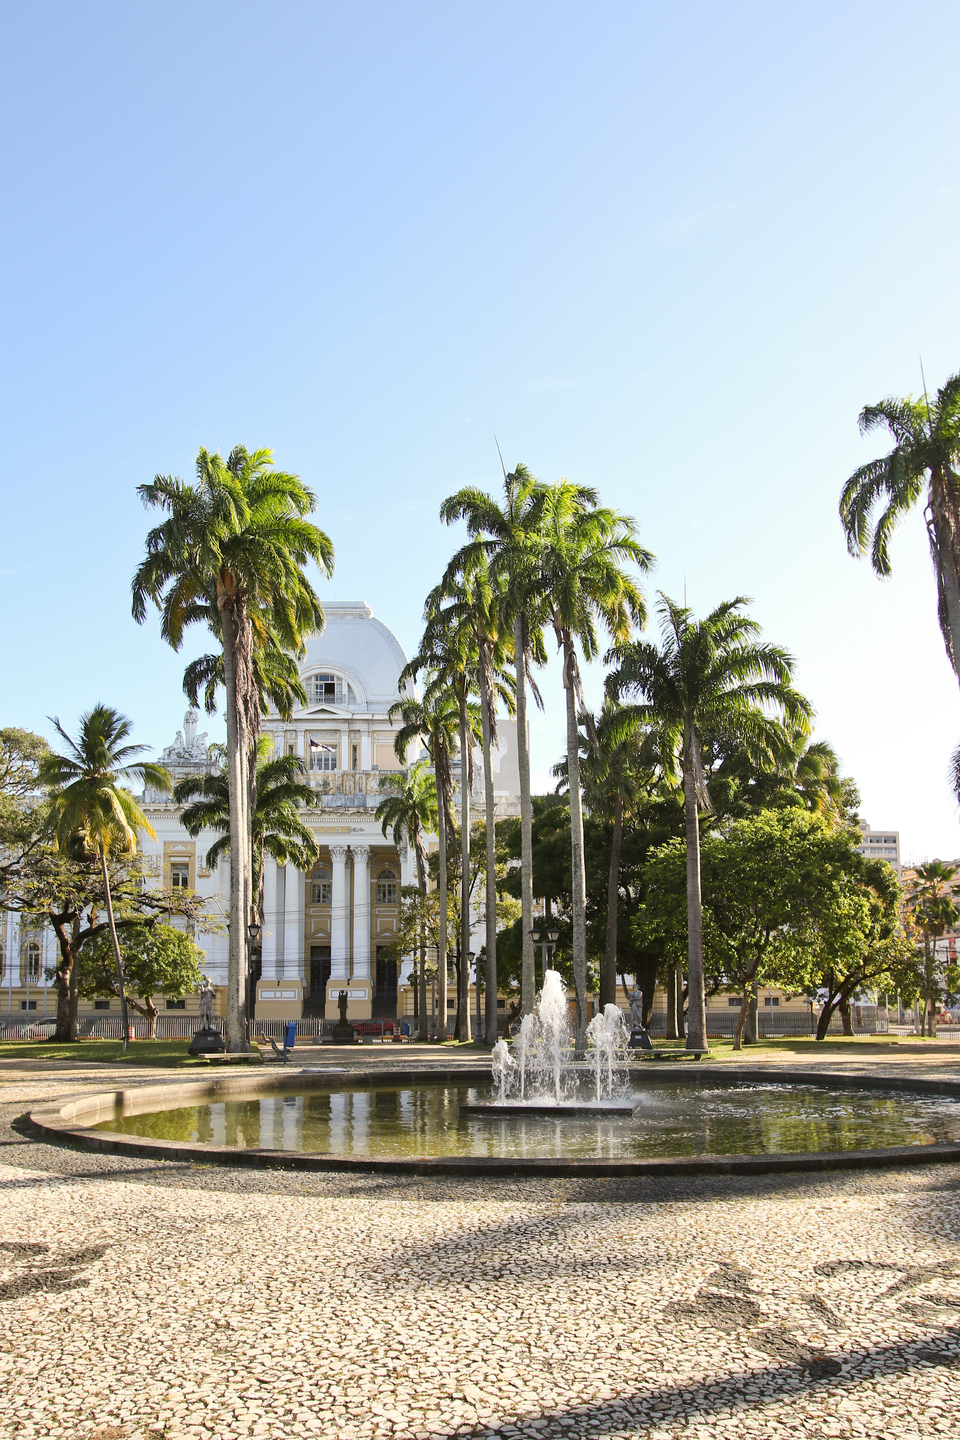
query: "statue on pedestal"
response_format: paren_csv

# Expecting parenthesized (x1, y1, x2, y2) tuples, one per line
(188, 976, 225, 1056)
(331, 988, 356, 1045)
(628, 986, 652, 1051)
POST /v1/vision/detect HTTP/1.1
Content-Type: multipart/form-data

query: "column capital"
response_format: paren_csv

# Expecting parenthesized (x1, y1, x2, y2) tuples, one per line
(352, 845, 371, 863)
(330, 844, 349, 862)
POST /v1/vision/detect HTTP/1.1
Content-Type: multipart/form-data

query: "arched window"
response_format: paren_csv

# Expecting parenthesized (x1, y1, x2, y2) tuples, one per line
(311, 867, 332, 906)
(21, 940, 41, 983)
(310, 672, 357, 707)
(376, 868, 398, 905)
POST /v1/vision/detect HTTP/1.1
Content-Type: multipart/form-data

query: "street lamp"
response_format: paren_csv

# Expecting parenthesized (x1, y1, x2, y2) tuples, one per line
(466, 950, 479, 1039)
(246, 921, 262, 1045)
(530, 927, 560, 989)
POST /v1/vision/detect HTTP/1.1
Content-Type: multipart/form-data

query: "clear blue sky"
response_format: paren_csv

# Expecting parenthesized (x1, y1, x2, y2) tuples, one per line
(2, 1, 959, 862)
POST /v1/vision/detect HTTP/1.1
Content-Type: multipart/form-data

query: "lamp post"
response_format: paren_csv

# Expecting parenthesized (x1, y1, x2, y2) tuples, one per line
(246, 921, 262, 1046)
(467, 950, 479, 1039)
(529, 927, 560, 991)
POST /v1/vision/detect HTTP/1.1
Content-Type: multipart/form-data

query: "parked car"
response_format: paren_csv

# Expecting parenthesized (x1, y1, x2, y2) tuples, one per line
(353, 1018, 399, 1036)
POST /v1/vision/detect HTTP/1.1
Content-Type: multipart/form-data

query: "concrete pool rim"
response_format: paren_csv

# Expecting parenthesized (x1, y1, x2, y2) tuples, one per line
(26, 1063, 960, 1178)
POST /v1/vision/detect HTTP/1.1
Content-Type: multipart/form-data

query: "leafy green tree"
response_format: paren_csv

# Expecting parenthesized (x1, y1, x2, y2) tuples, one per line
(608, 594, 811, 1052)
(440, 462, 550, 1017)
(389, 688, 459, 1039)
(377, 761, 438, 1038)
(132, 445, 334, 1051)
(840, 370, 960, 682)
(78, 922, 205, 1039)
(39, 706, 171, 1051)
(538, 481, 652, 1046)
(173, 740, 318, 923)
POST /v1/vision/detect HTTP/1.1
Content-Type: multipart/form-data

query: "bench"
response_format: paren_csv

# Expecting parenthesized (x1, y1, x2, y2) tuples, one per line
(260, 1021, 298, 1064)
(641, 1048, 706, 1061)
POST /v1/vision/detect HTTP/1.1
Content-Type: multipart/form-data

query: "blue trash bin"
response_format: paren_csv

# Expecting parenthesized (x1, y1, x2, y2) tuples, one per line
(283, 1021, 297, 1058)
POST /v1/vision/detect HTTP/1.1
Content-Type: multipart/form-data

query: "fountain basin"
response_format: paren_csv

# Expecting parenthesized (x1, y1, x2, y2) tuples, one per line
(26, 1066, 960, 1177)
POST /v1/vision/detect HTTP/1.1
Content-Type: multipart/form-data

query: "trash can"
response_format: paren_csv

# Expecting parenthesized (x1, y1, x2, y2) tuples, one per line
(284, 1021, 297, 1051)
(127, 1026, 136, 1042)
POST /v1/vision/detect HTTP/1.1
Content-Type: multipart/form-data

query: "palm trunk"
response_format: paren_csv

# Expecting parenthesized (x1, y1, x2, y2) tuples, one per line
(221, 604, 248, 1053)
(99, 845, 130, 1053)
(928, 467, 960, 681)
(602, 792, 623, 1009)
(414, 839, 429, 1041)
(683, 763, 708, 1052)
(436, 780, 448, 1042)
(480, 679, 498, 1046)
(458, 693, 472, 1042)
(563, 637, 588, 1051)
(666, 965, 679, 1039)
(514, 613, 536, 1017)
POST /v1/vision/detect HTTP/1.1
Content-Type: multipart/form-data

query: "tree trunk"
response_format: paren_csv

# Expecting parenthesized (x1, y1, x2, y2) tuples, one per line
(838, 994, 854, 1037)
(634, 954, 658, 1028)
(927, 467, 960, 682)
(602, 794, 623, 1009)
(52, 920, 76, 1042)
(480, 679, 498, 1047)
(221, 604, 248, 1054)
(415, 841, 428, 1042)
(744, 980, 759, 1044)
(436, 782, 448, 1042)
(99, 846, 130, 1053)
(514, 613, 536, 1018)
(677, 969, 686, 1041)
(816, 992, 838, 1040)
(682, 763, 708, 1052)
(458, 695, 472, 1042)
(563, 637, 589, 1051)
(734, 971, 759, 1050)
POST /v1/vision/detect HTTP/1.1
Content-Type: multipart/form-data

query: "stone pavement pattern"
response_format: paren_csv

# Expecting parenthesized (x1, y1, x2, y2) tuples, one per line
(1, 1063, 960, 1440)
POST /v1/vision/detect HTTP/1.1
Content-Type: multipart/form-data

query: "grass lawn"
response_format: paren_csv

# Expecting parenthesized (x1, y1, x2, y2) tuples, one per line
(0, 1037, 263, 1066)
(652, 1034, 951, 1057)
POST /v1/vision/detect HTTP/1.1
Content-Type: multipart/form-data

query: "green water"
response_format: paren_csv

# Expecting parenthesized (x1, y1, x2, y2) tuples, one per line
(88, 1081, 960, 1159)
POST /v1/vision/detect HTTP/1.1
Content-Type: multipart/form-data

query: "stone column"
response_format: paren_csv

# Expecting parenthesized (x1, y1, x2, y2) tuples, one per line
(330, 845, 350, 980)
(360, 729, 372, 770)
(283, 862, 305, 982)
(396, 843, 414, 989)
(261, 856, 281, 981)
(352, 845, 371, 984)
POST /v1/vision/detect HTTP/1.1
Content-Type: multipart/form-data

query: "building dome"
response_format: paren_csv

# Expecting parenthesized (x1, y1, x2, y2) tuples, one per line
(299, 602, 408, 710)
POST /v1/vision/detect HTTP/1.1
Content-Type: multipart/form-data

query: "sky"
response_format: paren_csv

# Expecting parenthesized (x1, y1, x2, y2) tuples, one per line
(2, 0, 959, 864)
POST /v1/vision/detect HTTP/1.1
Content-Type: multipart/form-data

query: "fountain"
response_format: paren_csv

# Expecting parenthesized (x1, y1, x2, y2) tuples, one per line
(460, 970, 637, 1116)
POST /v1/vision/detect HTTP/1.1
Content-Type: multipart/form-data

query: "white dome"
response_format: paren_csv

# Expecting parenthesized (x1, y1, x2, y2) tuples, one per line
(299, 602, 408, 710)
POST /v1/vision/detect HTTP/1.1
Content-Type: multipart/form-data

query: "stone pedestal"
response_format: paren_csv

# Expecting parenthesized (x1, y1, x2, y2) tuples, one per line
(188, 1027, 225, 1056)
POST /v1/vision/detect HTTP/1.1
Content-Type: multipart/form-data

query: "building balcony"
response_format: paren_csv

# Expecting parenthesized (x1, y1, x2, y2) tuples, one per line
(307, 769, 403, 808)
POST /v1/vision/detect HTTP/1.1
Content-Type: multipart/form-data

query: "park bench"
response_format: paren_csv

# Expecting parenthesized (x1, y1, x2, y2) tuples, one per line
(260, 1021, 298, 1063)
(629, 1030, 705, 1061)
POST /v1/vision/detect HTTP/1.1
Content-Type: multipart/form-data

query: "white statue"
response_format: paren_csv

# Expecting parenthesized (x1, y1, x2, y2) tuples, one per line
(629, 986, 645, 1033)
(198, 977, 215, 1030)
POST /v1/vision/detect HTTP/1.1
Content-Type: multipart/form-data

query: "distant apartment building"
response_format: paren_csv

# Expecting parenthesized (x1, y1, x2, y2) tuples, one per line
(857, 823, 900, 874)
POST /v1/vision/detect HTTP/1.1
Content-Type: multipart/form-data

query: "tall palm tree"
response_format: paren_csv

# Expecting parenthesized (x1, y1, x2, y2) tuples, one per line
(840, 370, 960, 681)
(389, 688, 459, 1040)
(908, 860, 960, 1036)
(173, 739, 319, 923)
(608, 594, 811, 1052)
(40, 706, 170, 1053)
(440, 463, 549, 1018)
(538, 482, 652, 1046)
(429, 558, 515, 1045)
(377, 761, 438, 1039)
(132, 445, 334, 1051)
(405, 602, 482, 1040)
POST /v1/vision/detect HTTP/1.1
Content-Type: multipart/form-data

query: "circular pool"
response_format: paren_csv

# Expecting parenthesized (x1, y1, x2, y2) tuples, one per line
(28, 1066, 960, 1177)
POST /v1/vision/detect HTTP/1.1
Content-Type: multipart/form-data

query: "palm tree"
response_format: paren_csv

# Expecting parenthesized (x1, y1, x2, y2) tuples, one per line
(608, 594, 811, 1052)
(440, 463, 549, 1019)
(40, 706, 170, 1053)
(908, 860, 960, 1036)
(538, 482, 652, 1047)
(173, 739, 319, 923)
(428, 558, 515, 1045)
(132, 445, 334, 1051)
(389, 688, 459, 1040)
(840, 370, 960, 681)
(405, 602, 482, 1040)
(377, 761, 438, 1039)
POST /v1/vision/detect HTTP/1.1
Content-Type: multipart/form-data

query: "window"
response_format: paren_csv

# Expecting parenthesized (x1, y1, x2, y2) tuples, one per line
(22, 940, 41, 982)
(171, 863, 189, 890)
(310, 672, 356, 707)
(20, 1000, 37, 1011)
(94, 999, 111, 1011)
(376, 868, 398, 904)
(308, 742, 338, 771)
(728, 997, 743, 1007)
(166, 998, 186, 1010)
(352, 744, 358, 772)
(763, 996, 780, 1007)
(311, 867, 332, 905)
